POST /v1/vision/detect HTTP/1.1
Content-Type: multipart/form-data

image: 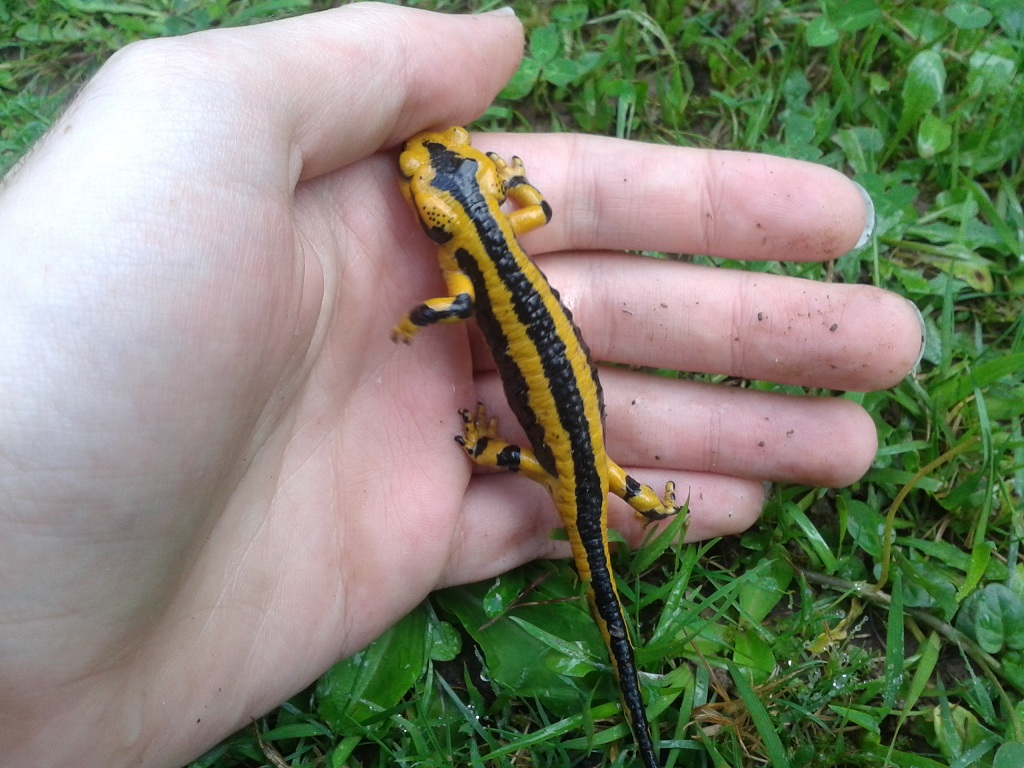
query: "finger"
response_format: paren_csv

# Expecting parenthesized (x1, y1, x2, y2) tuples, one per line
(528, 254, 924, 391)
(599, 369, 878, 488)
(471, 366, 877, 489)
(441, 470, 763, 587)
(471, 132, 871, 263)
(84, 5, 523, 181)
(245, 4, 523, 178)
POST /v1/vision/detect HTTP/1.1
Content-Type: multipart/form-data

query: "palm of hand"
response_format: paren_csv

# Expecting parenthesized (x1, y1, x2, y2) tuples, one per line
(138, 145, 488, 676)
(3, 109, 482, 747)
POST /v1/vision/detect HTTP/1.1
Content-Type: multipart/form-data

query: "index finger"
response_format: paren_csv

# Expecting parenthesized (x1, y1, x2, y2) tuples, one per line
(472, 133, 871, 263)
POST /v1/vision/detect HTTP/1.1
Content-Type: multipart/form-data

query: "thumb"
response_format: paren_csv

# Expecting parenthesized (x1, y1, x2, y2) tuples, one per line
(8, 4, 523, 196)
(148, 3, 524, 180)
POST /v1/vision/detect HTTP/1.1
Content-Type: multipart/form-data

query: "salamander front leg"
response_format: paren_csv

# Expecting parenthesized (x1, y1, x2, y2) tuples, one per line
(391, 269, 476, 343)
(607, 460, 686, 522)
(456, 404, 552, 487)
(486, 152, 552, 238)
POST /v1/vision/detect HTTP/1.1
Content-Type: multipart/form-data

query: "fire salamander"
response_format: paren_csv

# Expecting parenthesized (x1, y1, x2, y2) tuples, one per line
(393, 126, 683, 768)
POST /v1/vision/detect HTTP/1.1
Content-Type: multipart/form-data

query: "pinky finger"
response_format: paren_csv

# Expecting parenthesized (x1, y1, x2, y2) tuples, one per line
(440, 471, 765, 588)
(608, 469, 766, 546)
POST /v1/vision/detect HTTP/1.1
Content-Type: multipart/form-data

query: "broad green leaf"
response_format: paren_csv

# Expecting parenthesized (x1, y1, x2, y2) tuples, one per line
(854, 171, 919, 240)
(829, 704, 882, 734)
(899, 555, 959, 620)
(904, 213, 1004, 252)
(316, 605, 428, 728)
(953, 736, 1003, 768)
(901, 537, 1005, 579)
(933, 353, 1024, 407)
(956, 583, 1024, 653)
(499, 57, 540, 100)
(482, 572, 526, 618)
(426, 613, 461, 663)
(543, 58, 586, 88)
(782, 113, 816, 149)
(329, 735, 362, 768)
(994, 742, 1024, 768)
(437, 572, 606, 712)
(833, 126, 884, 175)
(508, 615, 598, 677)
(967, 50, 1017, 96)
(990, 1, 1024, 36)
(826, 0, 881, 31)
(868, 72, 890, 93)
(917, 112, 952, 158)
(738, 558, 793, 625)
(933, 703, 998, 761)
(900, 50, 946, 134)
(17, 20, 93, 42)
(529, 25, 560, 64)
(958, 98, 1024, 173)
(781, 70, 811, 103)
(956, 539, 994, 602)
(944, 3, 993, 30)
(844, 499, 887, 559)
(892, 6, 951, 44)
(551, 2, 589, 29)
(806, 15, 838, 47)
(1003, 657, 1024, 694)
(733, 628, 775, 683)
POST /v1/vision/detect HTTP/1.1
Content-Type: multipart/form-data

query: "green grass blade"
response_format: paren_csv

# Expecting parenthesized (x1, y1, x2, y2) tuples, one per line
(727, 662, 791, 768)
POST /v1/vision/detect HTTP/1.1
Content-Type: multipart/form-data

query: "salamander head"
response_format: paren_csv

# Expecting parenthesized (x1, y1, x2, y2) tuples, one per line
(398, 126, 502, 244)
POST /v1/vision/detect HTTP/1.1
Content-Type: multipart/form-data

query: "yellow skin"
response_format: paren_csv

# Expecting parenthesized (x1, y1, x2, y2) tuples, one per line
(394, 126, 683, 768)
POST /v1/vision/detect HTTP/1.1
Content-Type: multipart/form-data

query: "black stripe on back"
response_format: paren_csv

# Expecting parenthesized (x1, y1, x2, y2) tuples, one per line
(426, 143, 611, 556)
(423, 143, 590, 481)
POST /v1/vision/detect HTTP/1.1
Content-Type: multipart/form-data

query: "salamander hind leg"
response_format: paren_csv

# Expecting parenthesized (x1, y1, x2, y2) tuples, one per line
(456, 404, 552, 486)
(608, 460, 686, 522)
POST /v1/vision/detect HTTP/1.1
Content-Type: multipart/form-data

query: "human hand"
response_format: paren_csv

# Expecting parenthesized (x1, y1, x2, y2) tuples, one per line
(0, 4, 922, 765)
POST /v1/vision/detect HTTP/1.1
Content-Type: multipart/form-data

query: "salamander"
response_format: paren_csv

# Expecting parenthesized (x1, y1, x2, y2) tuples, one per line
(393, 126, 684, 768)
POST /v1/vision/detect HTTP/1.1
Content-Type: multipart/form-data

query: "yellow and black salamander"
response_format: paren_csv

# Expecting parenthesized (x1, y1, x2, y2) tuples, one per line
(393, 126, 683, 768)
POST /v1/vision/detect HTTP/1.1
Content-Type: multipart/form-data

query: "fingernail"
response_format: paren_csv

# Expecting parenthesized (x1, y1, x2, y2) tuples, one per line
(909, 299, 927, 371)
(852, 181, 875, 249)
(481, 6, 517, 16)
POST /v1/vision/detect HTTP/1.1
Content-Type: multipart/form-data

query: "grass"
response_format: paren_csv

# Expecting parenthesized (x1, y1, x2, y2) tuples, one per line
(3, 0, 1023, 766)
